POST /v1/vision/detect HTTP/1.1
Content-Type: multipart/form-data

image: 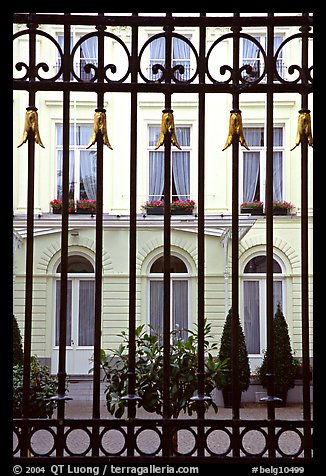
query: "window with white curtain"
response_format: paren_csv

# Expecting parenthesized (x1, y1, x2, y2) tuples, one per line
(241, 34, 284, 82)
(149, 255, 190, 342)
(242, 126, 284, 203)
(56, 124, 97, 201)
(149, 36, 191, 81)
(148, 125, 191, 201)
(242, 255, 283, 355)
(57, 34, 98, 81)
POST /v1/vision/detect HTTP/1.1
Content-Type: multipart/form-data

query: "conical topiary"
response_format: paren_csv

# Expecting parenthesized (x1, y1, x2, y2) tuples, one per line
(13, 315, 23, 365)
(217, 309, 250, 405)
(258, 304, 297, 405)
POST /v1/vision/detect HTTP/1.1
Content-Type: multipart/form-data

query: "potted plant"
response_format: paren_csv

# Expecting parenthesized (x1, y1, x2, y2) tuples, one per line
(13, 315, 23, 365)
(257, 304, 297, 406)
(142, 199, 195, 215)
(100, 320, 227, 452)
(272, 200, 294, 215)
(76, 199, 96, 214)
(13, 356, 59, 418)
(240, 201, 264, 215)
(50, 199, 75, 214)
(216, 309, 251, 408)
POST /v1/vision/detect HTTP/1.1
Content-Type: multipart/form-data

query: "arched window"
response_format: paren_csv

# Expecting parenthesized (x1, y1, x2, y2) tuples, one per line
(149, 254, 190, 341)
(242, 255, 284, 359)
(53, 254, 95, 375)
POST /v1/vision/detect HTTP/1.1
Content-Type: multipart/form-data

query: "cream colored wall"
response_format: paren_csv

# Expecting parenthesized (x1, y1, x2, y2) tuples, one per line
(13, 20, 313, 371)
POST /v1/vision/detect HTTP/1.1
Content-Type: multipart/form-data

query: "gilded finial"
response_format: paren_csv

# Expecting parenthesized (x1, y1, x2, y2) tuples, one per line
(87, 109, 113, 149)
(17, 107, 45, 148)
(155, 110, 181, 150)
(291, 110, 313, 151)
(222, 109, 250, 151)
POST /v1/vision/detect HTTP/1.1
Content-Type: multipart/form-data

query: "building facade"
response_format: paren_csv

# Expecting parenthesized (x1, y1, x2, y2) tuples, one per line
(13, 14, 313, 376)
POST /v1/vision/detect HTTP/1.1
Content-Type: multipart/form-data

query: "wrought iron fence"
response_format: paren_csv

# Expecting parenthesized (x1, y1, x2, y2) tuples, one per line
(12, 12, 313, 464)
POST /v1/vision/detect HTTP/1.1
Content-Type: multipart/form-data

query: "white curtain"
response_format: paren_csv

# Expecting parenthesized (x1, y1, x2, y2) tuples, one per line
(172, 127, 190, 200)
(172, 280, 188, 340)
(273, 128, 283, 201)
(79, 126, 97, 200)
(149, 151, 164, 201)
(243, 280, 260, 354)
(150, 280, 164, 337)
(55, 280, 72, 346)
(56, 150, 75, 199)
(243, 152, 260, 202)
(78, 280, 95, 346)
(242, 36, 260, 78)
(80, 36, 98, 79)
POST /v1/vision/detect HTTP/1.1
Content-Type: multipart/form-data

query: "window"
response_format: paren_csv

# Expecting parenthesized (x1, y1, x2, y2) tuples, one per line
(149, 36, 192, 81)
(242, 35, 284, 81)
(242, 126, 283, 203)
(242, 255, 283, 356)
(57, 34, 98, 81)
(55, 255, 95, 348)
(149, 255, 190, 341)
(148, 126, 191, 201)
(56, 124, 97, 201)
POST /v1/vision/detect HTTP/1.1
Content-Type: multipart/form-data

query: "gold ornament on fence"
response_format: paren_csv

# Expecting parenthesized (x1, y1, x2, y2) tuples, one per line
(290, 110, 313, 150)
(155, 110, 182, 150)
(17, 108, 45, 148)
(87, 110, 113, 149)
(222, 109, 250, 151)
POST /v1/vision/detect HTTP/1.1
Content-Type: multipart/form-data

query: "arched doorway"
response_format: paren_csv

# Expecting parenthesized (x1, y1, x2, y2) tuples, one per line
(52, 254, 95, 375)
(148, 254, 190, 341)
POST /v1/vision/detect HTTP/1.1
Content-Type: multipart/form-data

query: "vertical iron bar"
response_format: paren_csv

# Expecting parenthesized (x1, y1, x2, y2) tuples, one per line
(265, 15, 276, 430)
(162, 15, 172, 456)
(21, 19, 37, 457)
(125, 13, 139, 457)
(300, 12, 312, 458)
(231, 14, 241, 429)
(230, 13, 241, 458)
(92, 18, 106, 431)
(55, 15, 71, 457)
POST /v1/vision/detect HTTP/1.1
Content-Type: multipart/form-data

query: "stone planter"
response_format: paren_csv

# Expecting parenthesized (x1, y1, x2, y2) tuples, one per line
(77, 208, 96, 214)
(171, 209, 193, 215)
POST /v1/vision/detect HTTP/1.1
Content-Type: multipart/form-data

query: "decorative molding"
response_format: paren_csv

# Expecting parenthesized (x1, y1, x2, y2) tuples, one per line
(36, 236, 113, 273)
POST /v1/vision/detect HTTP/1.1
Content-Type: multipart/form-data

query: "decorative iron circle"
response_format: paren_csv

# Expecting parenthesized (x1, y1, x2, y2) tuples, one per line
(99, 427, 127, 456)
(12, 427, 21, 456)
(71, 31, 130, 83)
(64, 427, 92, 456)
(205, 427, 232, 457)
(240, 427, 268, 457)
(134, 426, 162, 456)
(29, 427, 56, 457)
(13, 29, 63, 81)
(275, 427, 304, 458)
(274, 32, 313, 84)
(138, 32, 199, 84)
(170, 427, 197, 457)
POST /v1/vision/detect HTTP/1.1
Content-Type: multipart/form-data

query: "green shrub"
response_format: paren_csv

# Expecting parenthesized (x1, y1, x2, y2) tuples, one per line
(216, 308, 251, 392)
(102, 320, 227, 418)
(13, 356, 58, 418)
(258, 305, 297, 401)
(13, 315, 23, 365)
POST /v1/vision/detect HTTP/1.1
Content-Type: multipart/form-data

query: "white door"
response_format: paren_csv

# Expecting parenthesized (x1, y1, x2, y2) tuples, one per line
(52, 278, 95, 375)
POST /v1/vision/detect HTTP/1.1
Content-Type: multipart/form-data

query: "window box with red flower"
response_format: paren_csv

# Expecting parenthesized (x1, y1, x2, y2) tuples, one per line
(240, 201, 264, 215)
(76, 200, 97, 215)
(141, 199, 195, 216)
(50, 199, 75, 214)
(272, 200, 294, 215)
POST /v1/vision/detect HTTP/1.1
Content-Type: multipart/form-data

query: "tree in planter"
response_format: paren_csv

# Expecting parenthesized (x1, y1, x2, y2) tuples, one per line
(257, 304, 297, 406)
(100, 320, 227, 453)
(216, 309, 251, 407)
(13, 315, 23, 365)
